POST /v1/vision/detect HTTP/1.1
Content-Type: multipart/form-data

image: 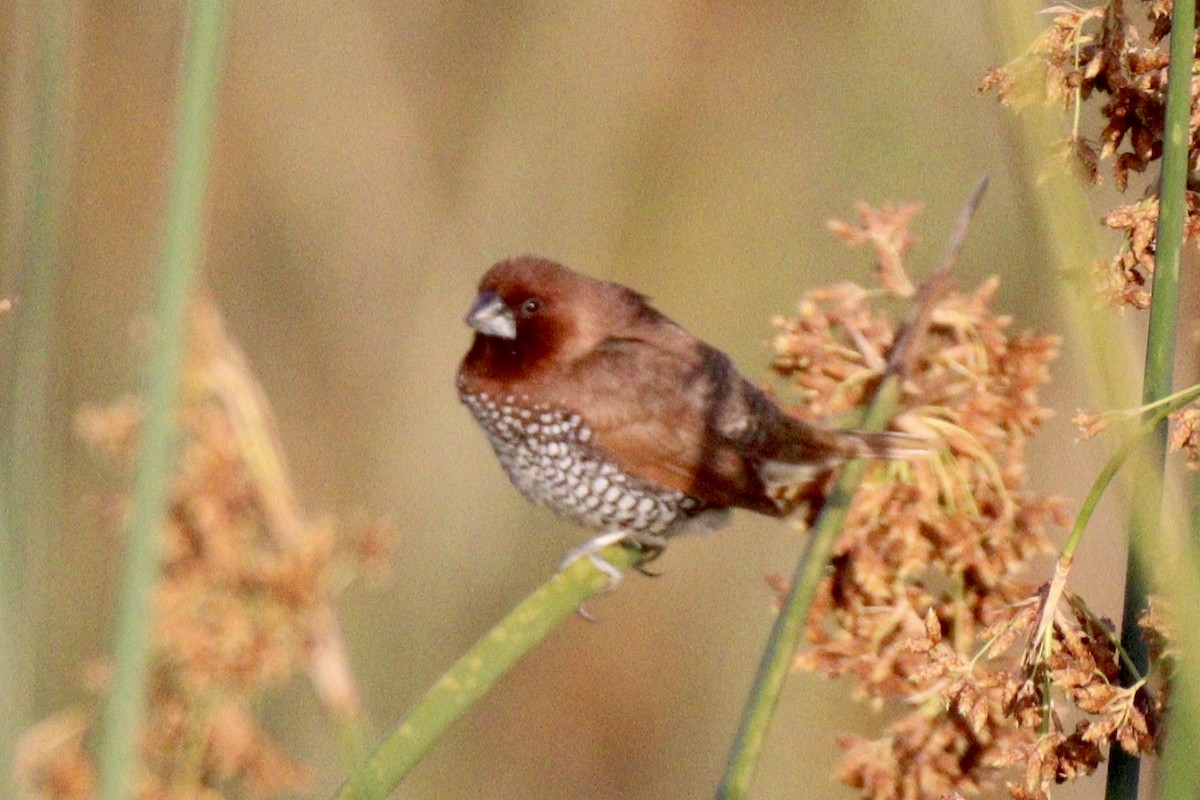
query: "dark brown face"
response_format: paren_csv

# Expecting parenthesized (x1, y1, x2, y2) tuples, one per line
(463, 262, 579, 376)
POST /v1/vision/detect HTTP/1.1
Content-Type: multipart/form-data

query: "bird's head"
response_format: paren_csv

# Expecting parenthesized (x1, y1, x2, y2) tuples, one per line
(463, 256, 650, 371)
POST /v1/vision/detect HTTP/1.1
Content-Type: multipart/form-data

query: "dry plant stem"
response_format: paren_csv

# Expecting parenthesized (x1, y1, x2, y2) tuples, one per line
(715, 180, 989, 800)
(1028, 558, 1072, 677)
(887, 176, 990, 378)
(95, 4, 227, 800)
(202, 305, 366, 747)
(334, 544, 643, 800)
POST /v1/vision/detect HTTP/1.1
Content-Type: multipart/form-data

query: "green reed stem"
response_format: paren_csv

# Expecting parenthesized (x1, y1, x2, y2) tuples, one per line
(1131, 1, 1199, 797)
(95, 3, 226, 799)
(0, 4, 70, 795)
(715, 382, 896, 800)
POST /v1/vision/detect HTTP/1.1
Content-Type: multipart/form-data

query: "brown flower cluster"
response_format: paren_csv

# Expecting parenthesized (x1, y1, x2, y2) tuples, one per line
(769, 204, 1161, 799)
(981, 0, 1200, 308)
(1168, 403, 1200, 469)
(16, 299, 391, 800)
(826, 203, 924, 298)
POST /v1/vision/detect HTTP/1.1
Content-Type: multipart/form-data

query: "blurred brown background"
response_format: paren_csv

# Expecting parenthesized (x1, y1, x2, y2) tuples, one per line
(3, 2, 1131, 798)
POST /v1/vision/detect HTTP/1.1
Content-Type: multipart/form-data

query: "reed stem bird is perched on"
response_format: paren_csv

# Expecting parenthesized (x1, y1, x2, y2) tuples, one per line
(456, 256, 924, 580)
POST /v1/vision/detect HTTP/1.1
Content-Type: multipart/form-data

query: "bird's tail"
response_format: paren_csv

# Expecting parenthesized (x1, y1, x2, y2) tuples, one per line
(836, 430, 933, 461)
(759, 429, 930, 517)
(757, 415, 933, 489)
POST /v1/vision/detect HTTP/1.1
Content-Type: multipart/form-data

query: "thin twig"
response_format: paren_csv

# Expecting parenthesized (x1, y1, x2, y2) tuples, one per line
(888, 176, 990, 377)
(195, 298, 365, 726)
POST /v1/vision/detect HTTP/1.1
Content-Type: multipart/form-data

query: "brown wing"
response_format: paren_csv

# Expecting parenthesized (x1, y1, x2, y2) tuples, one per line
(545, 328, 844, 514)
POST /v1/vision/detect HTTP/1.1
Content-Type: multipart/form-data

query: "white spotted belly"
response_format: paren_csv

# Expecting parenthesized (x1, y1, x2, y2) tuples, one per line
(460, 387, 702, 535)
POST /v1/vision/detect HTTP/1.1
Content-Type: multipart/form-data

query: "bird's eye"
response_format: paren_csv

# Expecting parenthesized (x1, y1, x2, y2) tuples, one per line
(520, 297, 544, 317)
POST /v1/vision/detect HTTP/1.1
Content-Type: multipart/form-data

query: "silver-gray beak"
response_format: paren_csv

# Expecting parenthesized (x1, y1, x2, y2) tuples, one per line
(465, 290, 516, 340)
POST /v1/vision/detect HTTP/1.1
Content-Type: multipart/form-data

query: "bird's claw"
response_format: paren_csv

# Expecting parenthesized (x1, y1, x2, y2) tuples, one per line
(561, 531, 627, 620)
(631, 534, 666, 576)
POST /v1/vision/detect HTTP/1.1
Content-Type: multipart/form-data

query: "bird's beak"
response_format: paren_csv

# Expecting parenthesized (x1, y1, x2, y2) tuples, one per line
(465, 290, 517, 340)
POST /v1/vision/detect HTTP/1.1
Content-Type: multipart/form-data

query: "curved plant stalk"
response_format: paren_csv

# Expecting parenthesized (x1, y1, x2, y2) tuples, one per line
(1030, 384, 1200, 684)
(1065, 384, 1200, 562)
(95, 3, 227, 799)
(334, 545, 642, 800)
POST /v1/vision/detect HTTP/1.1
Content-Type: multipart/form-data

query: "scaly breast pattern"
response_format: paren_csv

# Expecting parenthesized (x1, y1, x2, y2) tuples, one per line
(459, 383, 702, 535)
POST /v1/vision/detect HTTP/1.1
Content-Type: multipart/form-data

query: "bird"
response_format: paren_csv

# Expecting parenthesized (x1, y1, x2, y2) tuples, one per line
(456, 256, 921, 577)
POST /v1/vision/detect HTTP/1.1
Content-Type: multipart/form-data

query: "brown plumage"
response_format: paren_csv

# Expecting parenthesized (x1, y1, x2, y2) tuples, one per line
(456, 256, 915, 555)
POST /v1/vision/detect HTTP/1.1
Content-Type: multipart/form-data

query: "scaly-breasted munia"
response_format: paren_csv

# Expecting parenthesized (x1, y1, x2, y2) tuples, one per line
(456, 256, 916, 572)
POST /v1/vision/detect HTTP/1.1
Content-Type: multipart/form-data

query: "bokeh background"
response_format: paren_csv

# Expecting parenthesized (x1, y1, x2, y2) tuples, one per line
(3, 2, 1139, 798)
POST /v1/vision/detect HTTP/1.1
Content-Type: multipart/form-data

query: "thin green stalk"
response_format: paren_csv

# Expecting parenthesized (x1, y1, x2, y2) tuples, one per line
(0, 4, 69, 794)
(715, 382, 897, 800)
(95, 3, 226, 799)
(1107, 0, 1193, 796)
(710, 178, 984, 796)
(334, 545, 642, 800)
(983, 0, 1138, 410)
(715, 177, 987, 800)
(1063, 384, 1200, 560)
